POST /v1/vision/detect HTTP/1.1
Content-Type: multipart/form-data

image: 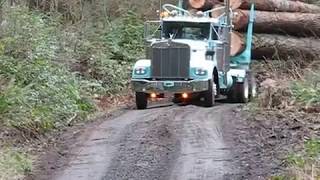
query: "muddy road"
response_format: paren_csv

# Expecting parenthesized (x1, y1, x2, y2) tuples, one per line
(35, 103, 252, 180)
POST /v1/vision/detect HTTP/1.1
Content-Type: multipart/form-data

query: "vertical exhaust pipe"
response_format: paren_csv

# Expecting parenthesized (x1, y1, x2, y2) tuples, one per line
(225, 0, 231, 26)
(179, 0, 183, 8)
(223, 0, 231, 84)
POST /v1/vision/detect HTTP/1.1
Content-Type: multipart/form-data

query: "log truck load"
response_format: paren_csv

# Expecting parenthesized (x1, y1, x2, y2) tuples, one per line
(186, 0, 320, 59)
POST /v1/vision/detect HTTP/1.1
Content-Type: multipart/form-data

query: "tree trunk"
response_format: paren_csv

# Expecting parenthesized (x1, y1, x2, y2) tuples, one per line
(252, 34, 320, 59)
(218, 0, 242, 10)
(233, 10, 320, 36)
(185, 0, 219, 11)
(240, 0, 320, 13)
(289, 0, 315, 3)
(231, 31, 245, 56)
(185, 0, 241, 11)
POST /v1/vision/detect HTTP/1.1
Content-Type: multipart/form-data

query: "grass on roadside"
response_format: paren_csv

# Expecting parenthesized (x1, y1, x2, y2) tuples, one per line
(248, 60, 320, 179)
(0, 148, 33, 180)
(272, 140, 320, 180)
(291, 71, 320, 110)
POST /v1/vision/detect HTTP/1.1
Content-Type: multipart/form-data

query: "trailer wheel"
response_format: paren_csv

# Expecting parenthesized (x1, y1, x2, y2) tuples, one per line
(235, 76, 250, 103)
(228, 75, 250, 103)
(203, 79, 215, 107)
(248, 72, 257, 100)
(135, 92, 148, 109)
(227, 77, 237, 103)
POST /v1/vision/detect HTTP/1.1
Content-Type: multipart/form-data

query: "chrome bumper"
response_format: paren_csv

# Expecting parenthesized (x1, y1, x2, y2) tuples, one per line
(131, 79, 209, 93)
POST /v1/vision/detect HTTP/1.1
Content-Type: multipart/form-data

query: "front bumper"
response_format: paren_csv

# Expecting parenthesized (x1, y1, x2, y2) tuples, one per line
(131, 79, 209, 93)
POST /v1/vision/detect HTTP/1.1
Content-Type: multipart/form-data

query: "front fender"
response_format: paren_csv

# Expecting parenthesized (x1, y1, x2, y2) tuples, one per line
(190, 60, 215, 80)
(132, 59, 151, 79)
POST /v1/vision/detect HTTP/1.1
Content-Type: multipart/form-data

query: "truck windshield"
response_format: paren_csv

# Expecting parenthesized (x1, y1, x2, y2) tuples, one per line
(162, 22, 211, 40)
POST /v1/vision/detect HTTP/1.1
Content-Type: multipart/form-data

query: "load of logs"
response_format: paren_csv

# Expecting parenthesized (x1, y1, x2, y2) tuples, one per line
(184, 0, 320, 59)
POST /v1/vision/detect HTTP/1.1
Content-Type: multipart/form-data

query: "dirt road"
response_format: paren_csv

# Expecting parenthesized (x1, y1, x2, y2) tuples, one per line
(36, 103, 248, 180)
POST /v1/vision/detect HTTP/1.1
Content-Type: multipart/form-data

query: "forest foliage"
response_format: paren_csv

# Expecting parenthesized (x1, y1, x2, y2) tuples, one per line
(0, 1, 155, 178)
(0, 0, 319, 179)
(0, 0, 154, 135)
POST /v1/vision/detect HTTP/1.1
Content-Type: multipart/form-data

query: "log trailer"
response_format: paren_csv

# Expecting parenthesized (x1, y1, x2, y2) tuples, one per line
(131, 0, 256, 109)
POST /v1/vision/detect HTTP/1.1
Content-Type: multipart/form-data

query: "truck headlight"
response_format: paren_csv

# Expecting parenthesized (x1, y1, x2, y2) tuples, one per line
(134, 67, 148, 75)
(194, 68, 208, 76)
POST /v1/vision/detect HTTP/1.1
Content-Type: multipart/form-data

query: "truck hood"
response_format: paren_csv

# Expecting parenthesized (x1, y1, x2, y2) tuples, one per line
(172, 39, 211, 68)
(170, 39, 208, 50)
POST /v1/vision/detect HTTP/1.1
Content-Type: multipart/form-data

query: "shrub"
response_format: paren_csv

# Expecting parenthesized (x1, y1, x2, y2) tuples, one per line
(63, 11, 144, 95)
(0, 7, 59, 60)
(0, 57, 94, 135)
(104, 11, 145, 62)
(0, 7, 94, 135)
(0, 4, 146, 136)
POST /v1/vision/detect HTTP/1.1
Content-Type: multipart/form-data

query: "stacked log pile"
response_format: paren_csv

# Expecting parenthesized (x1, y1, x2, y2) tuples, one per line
(184, 0, 320, 59)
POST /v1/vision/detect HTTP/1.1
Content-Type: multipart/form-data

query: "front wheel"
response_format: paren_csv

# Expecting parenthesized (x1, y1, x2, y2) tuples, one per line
(203, 79, 215, 107)
(172, 94, 182, 104)
(135, 92, 148, 109)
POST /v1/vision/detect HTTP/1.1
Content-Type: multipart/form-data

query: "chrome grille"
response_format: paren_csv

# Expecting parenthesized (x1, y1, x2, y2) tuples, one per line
(151, 41, 190, 79)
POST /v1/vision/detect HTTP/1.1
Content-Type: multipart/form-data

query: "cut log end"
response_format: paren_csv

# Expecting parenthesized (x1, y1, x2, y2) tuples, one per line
(188, 0, 206, 9)
(231, 32, 245, 56)
(229, 0, 242, 10)
(186, 0, 242, 11)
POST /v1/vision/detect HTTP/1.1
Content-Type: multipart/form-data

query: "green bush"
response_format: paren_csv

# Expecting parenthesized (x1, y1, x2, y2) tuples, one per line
(0, 3, 152, 180)
(104, 11, 145, 62)
(0, 57, 94, 134)
(0, 6, 145, 135)
(0, 7, 58, 60)
(0, 7, 94, 134)
(64, 11, 144, 95)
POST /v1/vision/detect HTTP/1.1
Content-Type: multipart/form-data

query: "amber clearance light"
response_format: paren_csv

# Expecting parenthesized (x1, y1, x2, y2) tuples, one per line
(150, 93, 157, 98)
(182, 93, 189, 99)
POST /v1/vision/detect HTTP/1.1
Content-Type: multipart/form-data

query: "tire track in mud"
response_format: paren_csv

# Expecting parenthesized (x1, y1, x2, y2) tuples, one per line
(104, 107, 181, 180)
(50, 106, 180, 180)
(49, 103, 242, 180)
(168, 105, 238, 180)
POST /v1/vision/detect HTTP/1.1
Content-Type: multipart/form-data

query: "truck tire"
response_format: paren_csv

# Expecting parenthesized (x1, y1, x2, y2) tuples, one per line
(135, 92, 148, 109)
(203, 79, 215, 107)
(172, 94, 182, 104)
(228, 75, 250, 103)
(248, 72, 257, 100)
(235, 76, 250, 103)
(227, 77, 237, 103)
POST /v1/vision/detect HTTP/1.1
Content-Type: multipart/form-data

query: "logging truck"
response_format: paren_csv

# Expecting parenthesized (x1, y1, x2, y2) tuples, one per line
(131, 0, 256, 109)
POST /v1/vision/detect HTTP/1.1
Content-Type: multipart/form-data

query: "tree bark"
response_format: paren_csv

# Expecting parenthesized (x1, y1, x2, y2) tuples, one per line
(289, 0, 315, 3)
(252, 34, 320, 59)
(233, 10, 320, 36)
(240, 0, 320, 13)
(217, 0, 242, 10)
(185, 0, 219, 11)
